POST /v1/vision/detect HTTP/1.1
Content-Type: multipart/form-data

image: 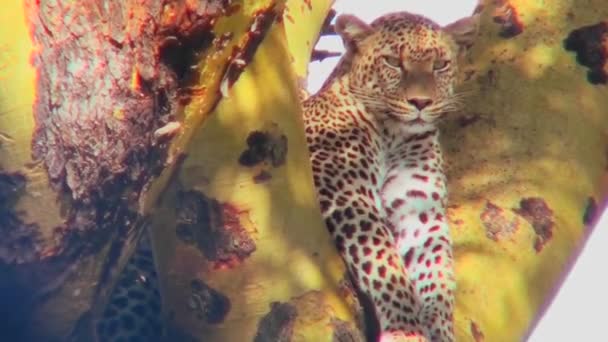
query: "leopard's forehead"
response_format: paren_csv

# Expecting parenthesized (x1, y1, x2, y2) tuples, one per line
(369, 12, 451, 60)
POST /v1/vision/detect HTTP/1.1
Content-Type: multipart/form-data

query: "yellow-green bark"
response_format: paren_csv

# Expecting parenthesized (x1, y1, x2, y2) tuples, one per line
(147, 1, 364, 340)
(445, 1, 608, 340)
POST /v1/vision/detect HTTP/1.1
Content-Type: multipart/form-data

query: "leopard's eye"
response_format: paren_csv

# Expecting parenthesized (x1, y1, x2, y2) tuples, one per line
(382, 55, 401, 68)
(433, 59, 450, 71)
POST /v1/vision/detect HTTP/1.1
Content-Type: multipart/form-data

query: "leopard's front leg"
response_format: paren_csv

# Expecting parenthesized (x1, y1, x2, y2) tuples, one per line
(308, 128, 430, 341)
(381, 132, 456, 342)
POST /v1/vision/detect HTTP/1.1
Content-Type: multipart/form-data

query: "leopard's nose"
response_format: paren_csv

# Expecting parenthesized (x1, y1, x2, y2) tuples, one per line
(407, 98, 433, 110)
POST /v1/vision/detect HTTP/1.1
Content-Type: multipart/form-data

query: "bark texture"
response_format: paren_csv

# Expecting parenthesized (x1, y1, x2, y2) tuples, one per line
(0, 0, 266, 340)
(147, 0, 366, 340)
(441, 0, 608, 340)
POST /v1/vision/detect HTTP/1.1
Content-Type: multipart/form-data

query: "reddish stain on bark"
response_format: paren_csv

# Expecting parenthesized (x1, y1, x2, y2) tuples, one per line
(513, 197, 554, 252)
(176, 190, 256, 269)
(221, 5, 280, 92)
(480, 201, 519, 241)
(493, 2, 524, 38)
(470, 320, 485, 342)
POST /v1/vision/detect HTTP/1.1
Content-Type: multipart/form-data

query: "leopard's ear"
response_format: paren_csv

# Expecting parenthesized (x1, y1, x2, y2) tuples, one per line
(335, 14, 373, 50)
(444, 13, 480, 52)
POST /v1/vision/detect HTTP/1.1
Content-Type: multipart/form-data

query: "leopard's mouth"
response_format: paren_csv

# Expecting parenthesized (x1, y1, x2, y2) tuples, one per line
(410, 118, 426, 125)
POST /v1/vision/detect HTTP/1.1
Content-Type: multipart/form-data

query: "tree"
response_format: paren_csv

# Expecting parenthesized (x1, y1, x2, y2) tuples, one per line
(1, 0, 365, 340)
(0, 0, 606, 341)
(442, 0, 608, 340)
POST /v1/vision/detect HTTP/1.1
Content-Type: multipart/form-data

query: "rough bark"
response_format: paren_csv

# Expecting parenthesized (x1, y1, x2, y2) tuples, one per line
(1, 0, 363, 341)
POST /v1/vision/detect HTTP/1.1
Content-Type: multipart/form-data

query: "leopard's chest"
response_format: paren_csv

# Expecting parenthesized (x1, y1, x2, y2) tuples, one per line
(379, 128, 447, 215)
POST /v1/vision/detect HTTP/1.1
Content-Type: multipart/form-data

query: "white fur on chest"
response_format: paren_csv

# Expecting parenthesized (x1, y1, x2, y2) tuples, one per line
(378, 123, 448, 244)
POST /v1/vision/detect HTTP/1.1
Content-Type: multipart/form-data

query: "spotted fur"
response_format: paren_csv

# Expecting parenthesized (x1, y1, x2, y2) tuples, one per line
(96, 233, 164, 342)
(303, 12, 478, 342)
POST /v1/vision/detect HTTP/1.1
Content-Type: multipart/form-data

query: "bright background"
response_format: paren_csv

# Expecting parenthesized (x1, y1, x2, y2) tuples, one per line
(305, 1, 607, 340)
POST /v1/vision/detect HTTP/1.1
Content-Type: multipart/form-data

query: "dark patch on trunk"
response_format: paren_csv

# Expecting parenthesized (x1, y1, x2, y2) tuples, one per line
(157, 0, 226, 87)
(1, 197, 145, 341)
(331, 318, 365, 342)
(470, 320, 484, 342)
(239, 129, 288, 168)
(564, 22, 608, 84)
(0, 172, 26, 205)
(583, 196, 598, 226)
(188, 278, 231, 324)
(253, 302, 297, 342)
(480, 201, 519, 241)
(0, 173, 50, 339)
(0, 213, 41, 265)
(175, 190, 256, 268)
(0, 172, 42, 265)
(493, 3, 524, 38)
(221, 5, 279, 92)
(513, 198, 554, 252)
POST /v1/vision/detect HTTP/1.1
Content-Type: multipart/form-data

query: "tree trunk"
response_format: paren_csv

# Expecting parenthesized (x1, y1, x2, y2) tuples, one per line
(444, 0, 608, 340)
(1, 0, 363, 341)
(147, 0, 367, 340)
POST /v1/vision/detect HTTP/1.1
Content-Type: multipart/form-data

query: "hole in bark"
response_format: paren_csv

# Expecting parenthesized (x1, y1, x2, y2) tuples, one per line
(583, 196, 598, 226)
(564, 22, 608, 84)
(239, 130, 288, 168)
(188, 278, 230, 324)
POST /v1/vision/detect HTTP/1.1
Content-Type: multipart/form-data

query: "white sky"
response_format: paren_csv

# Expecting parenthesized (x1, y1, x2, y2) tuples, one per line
(306, 1, 608, 340)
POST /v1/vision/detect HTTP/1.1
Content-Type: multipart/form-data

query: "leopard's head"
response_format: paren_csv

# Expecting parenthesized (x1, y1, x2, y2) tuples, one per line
(335, 11, 478, 131)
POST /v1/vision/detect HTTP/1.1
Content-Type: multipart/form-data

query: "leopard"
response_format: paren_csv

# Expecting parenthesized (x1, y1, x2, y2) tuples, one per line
(93, 10, 477, 342)
(95, 233, 164, 342)
(302, 11, 478, 342)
